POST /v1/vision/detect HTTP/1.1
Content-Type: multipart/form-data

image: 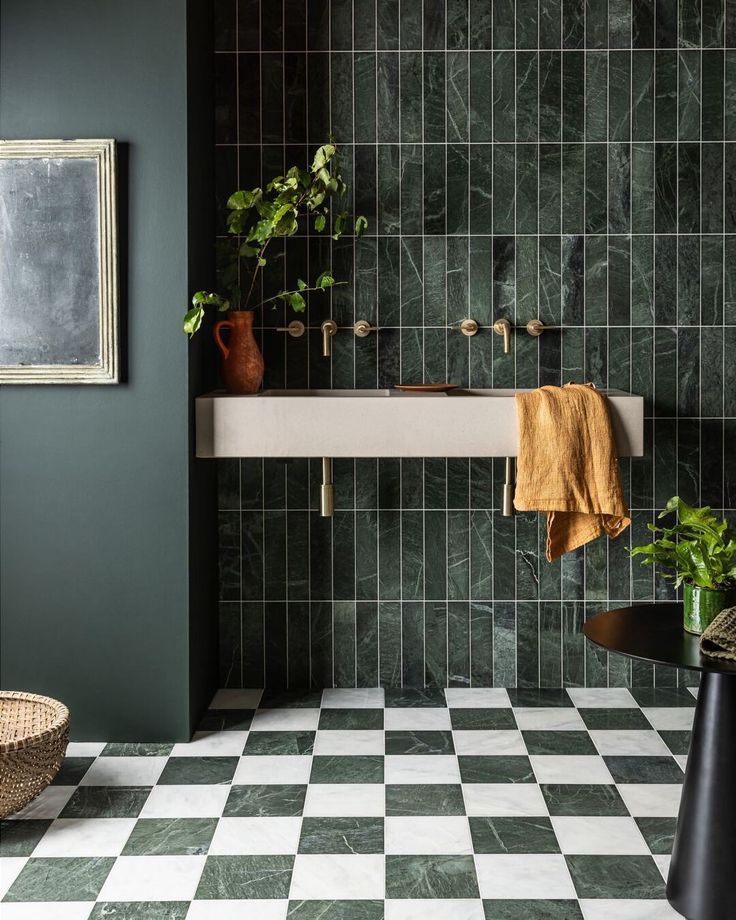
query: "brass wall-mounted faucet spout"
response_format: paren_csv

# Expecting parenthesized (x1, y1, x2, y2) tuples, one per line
(321, 319, 337, 356)
(276, 320, 305, 338)
(493, 318, 512, 354)
(353, 319, 378, 338)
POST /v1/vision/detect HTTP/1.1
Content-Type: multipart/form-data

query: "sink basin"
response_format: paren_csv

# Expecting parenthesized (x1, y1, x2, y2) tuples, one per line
(196, 388, 644, 458)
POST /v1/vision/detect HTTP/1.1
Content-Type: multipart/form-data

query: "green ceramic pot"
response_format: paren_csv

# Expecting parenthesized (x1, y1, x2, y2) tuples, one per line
(683, 583, 736, 635)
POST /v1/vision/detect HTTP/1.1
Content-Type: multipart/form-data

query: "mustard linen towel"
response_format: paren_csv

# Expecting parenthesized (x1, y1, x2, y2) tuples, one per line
(514, 383, 631, 561)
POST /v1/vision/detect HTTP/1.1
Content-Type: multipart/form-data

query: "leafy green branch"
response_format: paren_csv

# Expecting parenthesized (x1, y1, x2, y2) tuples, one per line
(184, 142, 366, 336)
(630, 496, 736, 590)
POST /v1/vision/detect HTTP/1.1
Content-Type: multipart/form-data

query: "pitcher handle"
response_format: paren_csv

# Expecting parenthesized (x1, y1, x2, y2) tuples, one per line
(213, 320, 233, 359)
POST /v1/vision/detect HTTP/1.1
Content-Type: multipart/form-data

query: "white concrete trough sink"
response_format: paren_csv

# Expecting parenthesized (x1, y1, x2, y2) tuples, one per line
(195, 388, 644, 458)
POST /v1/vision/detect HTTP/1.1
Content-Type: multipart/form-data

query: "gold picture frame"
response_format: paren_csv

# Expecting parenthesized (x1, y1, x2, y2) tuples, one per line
(0, 138, 119, 383)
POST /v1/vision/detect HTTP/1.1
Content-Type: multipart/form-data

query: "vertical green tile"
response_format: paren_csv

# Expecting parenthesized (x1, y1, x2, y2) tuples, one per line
(424, 52, 446, 142)
(563, 52, 585, 141)
(609, 143, 631, 233)
(288, 601, 311, 687)
(586, 52, 608, 142)
(585, 144, 608, 233)
(609, 0, 632, 47)
(515, 514, 540, 600)
(493, 514, 516, 600)
(471, 510, 493, 599)
(562, 145, 585, 234)
(424, 0, 446, 50)
(265, 601, 287, 687)
(677, 235, 701, 324)
(493, 0, 515, 48)
(402, 511, 424, 601)
(632, 51, 655, 141)
(540, 0, 562, 47)
(220, 602, 242, 688)
(219, 511, 241, 602)
(425, 511, 448, 600)
(424, 144, 447, 234)
(586, 0, 609, 48)
(516, 145, 539, 234)
(655, 51, 678, 140)
(402, 601, 425, 685)
(380, 601, 402, 685)
(470, 602, 493, 686)
(540, 602, 563, 687)
(448, 510, 471, 599)
(608, 237, 631, 326)
(334, 601, 357, 687)
(633, 0, 655, 48)
(310, 601, 333, 687)
(655, 144, 678, 232)
(585, 236, 608, 326)
(517, 602, 540, 688)
(447, 52, 470, 143)
(517, 236, 539, 321)
(493, 602, 517, 687)
(679, 0, 702, 48)
(493, 145, 516, 234)
(377, 0, 400, 49)
(447, 145, 470, 233)
(701, 144, 724, 232)
(400, 0, 422, 48)
(357, 602, 379, 686)
(631, 143, 655, 232)
(609, 52, 632, 141)
(516, 53, 538, 142)
(243, 602, 265, 687)
(539, 52, 562, 142)
(538, 144, 562, 234)
(702, 0, 725, 47)
(425, 601, 449, 686)
(377, 58, 400, 145)
(563, 602, 585, 687)
(400, 54, 423, 141)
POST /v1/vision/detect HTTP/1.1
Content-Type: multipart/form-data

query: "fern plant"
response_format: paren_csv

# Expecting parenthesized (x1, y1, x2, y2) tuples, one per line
(183, 142, 366, 336)
(630, 496, 736, 590)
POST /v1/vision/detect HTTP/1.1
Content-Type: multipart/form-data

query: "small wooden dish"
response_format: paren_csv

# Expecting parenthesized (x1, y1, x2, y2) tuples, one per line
(394, 383, 458, 393)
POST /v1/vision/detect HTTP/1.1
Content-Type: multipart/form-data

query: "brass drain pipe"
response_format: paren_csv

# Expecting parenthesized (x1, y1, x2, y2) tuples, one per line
(320, 457, 334, 517)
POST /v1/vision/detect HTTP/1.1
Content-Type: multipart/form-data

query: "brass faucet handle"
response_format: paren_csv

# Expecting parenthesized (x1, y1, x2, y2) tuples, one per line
(526, 318, 562, 337)
(276, 320, 306, 338)
(453, 318, 479, 337)
(321, 319, 338, 357)
(353, 319, 378, 338)
(492, 318, 512, 354)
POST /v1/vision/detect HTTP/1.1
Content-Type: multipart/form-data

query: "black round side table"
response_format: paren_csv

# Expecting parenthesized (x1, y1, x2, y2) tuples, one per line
(584, 604, 736, 920)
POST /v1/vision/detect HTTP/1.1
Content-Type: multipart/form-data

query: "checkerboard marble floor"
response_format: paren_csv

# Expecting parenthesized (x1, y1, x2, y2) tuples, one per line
(0, 686, 698, 919)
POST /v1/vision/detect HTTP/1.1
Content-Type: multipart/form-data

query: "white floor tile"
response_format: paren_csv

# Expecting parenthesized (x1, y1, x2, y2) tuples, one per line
(617, 784, 683, 817)
(385, 816, 473, 854)
(208, 817, 302, 855)
(385, 900, 485, 920)
(303, 783, 385, 817)
(0, 858, 28, 899)
(452, 730, 527, 756)
(171, 731, 248, 757)
(530, 755, 614, 784)
(321, 688, 385, 708)
(249, 709, 321, 731)
(79, 756, 167, 786)
(140, 785, 229, 819)
(589, 730, 671, 756)
(384, 708, 452, 730)
(186, 901, 288, 920)
(289, 853, 384, 899)
(675, 755, 688, 770)
(654, 854, 671, 880)
(475, 853, 576, 899)
(209, 689, 263, 709)
(550, 816, 650, 855)
(641, 708, 695, 731)
(65, 742, 106, 757)
(567, 689, 637, 708)
(444, 689, 511, 708)
(0, 905, 94, 920)
(385, 754, 461, 784)
(99, 854, 206, 901)
(233, 754, 312, 784)
(313, 730, 385, 756)
(580, 899, 682, 919)
(32, 818, 137, 857)
(11, 787, 74, 820)
(514, 708, 586, 730)
(462, 783, 548, 816)
(688, 686, 699, 699)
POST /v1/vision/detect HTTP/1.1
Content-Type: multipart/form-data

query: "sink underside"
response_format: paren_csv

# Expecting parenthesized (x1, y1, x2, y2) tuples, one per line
(196, 388, 644, 459)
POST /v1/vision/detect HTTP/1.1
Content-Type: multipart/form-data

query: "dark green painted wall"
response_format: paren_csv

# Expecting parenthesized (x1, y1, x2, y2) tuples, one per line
(0, 0, 217, 739)
(214, 0, 736, 690)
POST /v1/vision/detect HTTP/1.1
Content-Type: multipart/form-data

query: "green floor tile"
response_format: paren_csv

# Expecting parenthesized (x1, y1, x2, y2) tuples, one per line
(4, 857, 115, 902)
(51, 757, 95, 785)
(195, 854, 294, 898)
(259, 689, 323, 708)
(224, 784, 307, 816)
(566, 854, 666, 899)
(100, 743, 173, 757)
(522, 731, 597, 755)
(603, 755, 685, 784)
(541, 784, 629, 816)
(658, 730, 691, 755)
(386, 783, 465, 816)
(0, 819, 51, 856)
(579, 708, 651, 730)
(157, 756, 238, 785)
(629, 688, 696, 707)
(450, 708, 517, 730)
(59, 786, 151, 819)
(298, 817, 384, 853)
(197, 709, 255, 731)
(507, 689, 574, 707)
(385, 730, 454, 755)
(459, 755, 534, 783)
(386, 854, 480, 898)
(89, 903, 188, 919)
(385, 688, 447, 707)
(310, 755, 384, 783)
(121, 818, 218, 855)
(318, 708, 384, 730)
(635, 816, 677, 854)
(243, 730, 315, 755)
(483, 900, 583, 919)
(470, 816, 560, 854)
(287, 901, 384, 919)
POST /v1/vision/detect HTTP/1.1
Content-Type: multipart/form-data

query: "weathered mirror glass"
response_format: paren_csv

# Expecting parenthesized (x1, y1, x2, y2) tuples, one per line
(0, 138, 119, 383)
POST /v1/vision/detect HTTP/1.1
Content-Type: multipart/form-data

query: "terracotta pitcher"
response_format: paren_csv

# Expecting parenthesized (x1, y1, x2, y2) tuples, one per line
(213, 310, 264, 394)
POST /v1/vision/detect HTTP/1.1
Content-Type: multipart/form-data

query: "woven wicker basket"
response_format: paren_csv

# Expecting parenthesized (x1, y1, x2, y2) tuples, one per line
(0, 691, 69, 818)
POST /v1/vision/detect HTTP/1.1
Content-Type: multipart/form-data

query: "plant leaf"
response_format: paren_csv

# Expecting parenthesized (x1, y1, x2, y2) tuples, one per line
(227, 190, 254, 210)
(316, 271, 335, 289)
(355, 215, 368, 237)
(183, 305, 204, 336)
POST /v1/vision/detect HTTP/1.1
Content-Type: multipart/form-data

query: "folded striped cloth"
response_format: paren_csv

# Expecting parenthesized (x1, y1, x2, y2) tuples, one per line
(700, 606, 736, 661)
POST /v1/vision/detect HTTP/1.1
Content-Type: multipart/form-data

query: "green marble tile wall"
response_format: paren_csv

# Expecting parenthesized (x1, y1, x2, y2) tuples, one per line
(214, 0, 736, 689)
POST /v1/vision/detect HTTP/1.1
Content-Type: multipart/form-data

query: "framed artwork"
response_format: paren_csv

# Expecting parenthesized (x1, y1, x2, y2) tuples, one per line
(0, 138, 119, 383)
